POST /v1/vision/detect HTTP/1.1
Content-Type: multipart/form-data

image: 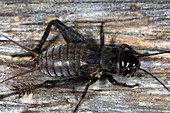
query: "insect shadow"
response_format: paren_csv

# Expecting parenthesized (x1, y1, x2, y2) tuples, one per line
(0, 19, 170, 113)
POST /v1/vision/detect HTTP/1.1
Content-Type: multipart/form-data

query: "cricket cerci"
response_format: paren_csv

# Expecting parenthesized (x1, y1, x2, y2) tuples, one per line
(0, 19, 170, 113)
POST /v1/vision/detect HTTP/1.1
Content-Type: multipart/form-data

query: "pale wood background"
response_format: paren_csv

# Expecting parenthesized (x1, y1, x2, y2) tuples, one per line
(0, 0, 170, 113)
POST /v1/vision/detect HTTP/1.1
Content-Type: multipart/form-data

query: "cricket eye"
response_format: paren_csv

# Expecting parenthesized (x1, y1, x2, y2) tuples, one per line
(122, 61, 136, 70)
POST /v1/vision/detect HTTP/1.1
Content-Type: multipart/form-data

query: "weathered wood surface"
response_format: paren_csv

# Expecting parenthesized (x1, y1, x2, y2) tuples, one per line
(0, 0, 170, 113)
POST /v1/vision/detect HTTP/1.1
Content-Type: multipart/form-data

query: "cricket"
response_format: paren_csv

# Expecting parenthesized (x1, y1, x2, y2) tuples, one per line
(0, 19, 170, 113)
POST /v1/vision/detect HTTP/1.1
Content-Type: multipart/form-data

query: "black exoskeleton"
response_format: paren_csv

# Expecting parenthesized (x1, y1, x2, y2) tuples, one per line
(0, 19, 170, 113)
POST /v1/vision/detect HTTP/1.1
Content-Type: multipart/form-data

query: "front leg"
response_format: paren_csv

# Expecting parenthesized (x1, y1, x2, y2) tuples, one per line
(106, 73, 139, 88)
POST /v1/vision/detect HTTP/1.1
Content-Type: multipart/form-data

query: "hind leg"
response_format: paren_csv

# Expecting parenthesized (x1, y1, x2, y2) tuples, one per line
(0, 73, 99, 112)
(0, 75, 93, 99)
(33, 19, 86, 53)
(6, 19, 86, 57)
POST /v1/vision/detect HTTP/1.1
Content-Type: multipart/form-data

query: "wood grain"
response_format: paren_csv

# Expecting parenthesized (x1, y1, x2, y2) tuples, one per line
(0, 1, 170, 113)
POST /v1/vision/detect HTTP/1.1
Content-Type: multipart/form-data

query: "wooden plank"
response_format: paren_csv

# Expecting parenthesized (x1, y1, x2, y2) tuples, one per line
(0, 1, 170, 113)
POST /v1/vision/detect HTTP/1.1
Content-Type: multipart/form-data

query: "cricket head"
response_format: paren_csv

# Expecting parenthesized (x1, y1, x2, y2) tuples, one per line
(119, 49, 140, 76)
(118, 45, 170, 92)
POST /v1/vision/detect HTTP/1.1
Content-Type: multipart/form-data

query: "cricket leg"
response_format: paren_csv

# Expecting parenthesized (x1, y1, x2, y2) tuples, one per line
(100, 22, 104, 48)
(33, 19, 86, 54)
(73, 76, 98, 113)
(107, 74, 139, 88)
(3, 19, 86, 57)
(0, 75, 92, 99)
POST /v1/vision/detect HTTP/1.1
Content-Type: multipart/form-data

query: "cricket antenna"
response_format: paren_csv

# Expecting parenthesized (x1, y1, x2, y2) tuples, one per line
(138, 51, 170, 57)
(139, 68, 170, 92)
(0, 34, 39, 57)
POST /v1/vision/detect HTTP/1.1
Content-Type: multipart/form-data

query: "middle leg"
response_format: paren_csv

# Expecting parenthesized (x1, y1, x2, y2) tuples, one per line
(100, 22, 104, 48)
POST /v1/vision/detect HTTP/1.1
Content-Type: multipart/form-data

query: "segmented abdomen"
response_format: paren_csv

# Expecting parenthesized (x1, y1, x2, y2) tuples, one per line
(38, 43, 100, 77)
